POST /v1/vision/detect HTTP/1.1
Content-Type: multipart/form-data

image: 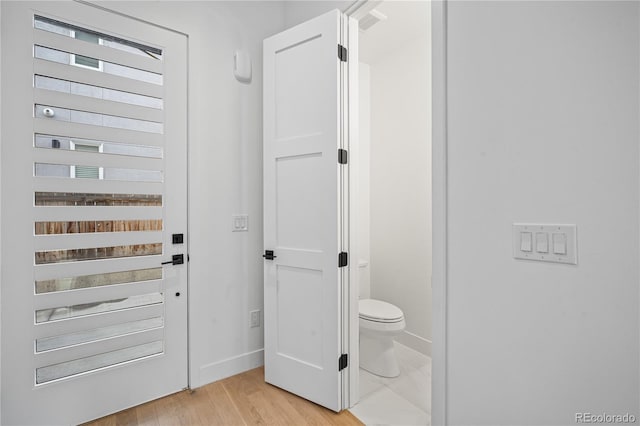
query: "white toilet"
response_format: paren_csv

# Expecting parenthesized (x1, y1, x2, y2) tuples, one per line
(359, 298, 406, 378)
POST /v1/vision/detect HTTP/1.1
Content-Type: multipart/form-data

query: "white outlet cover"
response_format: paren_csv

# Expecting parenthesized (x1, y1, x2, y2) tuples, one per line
(513, 223, 577, 265)
(250, 310, 260, 327)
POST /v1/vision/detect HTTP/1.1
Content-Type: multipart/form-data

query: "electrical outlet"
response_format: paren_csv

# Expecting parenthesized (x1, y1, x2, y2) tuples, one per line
(250, 310, 260, 328)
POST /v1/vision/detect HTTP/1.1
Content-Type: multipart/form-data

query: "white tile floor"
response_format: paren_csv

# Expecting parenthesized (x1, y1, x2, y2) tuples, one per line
(349, 343, 431, 426)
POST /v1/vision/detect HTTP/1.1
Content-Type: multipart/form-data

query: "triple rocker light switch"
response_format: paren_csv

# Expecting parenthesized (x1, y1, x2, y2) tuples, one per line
(513, 224, 577, 264)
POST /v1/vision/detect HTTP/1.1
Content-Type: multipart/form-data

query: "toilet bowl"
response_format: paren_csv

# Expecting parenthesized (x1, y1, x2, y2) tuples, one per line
(359, 299, 406, 378)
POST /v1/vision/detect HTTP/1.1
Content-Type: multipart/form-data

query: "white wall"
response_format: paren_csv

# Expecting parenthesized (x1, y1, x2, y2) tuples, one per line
(0, 3, 3, 420)
(358, 62, 371, 299)
(368, 35, 432, 355)
(94, 0, 286, 388)
(445, 1, 640, 424)
(283, 0, 355, 28)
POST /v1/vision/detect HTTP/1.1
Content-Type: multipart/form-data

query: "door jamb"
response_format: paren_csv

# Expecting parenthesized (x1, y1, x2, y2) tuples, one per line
(344, 10, 359, 411)
(431, 1, 448, 424)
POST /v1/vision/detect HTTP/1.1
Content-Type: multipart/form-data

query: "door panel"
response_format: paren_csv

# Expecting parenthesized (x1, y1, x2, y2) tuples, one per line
(1, 2, 188, 424)
(263, 9, 347, 412)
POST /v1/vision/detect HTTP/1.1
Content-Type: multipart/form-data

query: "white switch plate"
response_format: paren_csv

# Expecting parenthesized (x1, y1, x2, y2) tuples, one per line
(250, 310, 260, 328)
(232, 214, 248, 232)
(513, 223, 577, 265)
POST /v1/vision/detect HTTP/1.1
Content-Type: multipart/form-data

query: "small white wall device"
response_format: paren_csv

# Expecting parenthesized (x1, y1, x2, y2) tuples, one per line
(234, 50, 252, 83)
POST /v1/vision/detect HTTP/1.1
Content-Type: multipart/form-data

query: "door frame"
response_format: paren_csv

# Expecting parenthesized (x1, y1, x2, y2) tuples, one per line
(344, 11, 359, 411)
(344, 1, 448, 424)
(431, 2, 448, 424)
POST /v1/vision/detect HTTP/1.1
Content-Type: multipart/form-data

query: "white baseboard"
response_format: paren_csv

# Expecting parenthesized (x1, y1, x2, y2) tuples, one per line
(396, 330, 432, 357)
(197, 348, 264, 387)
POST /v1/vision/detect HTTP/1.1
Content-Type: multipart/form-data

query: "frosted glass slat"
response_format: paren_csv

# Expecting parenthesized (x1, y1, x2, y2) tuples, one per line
(35, 340, 163, 383)
(35, 243, 163, 265)
(33, 304, 164, 339)
(36, 317, 164, 352)
(35, 292, 164, 323)
(34, 257, 165, 282)
(34, 327, 164, 370)
(36, 220, 162, 235)
(36, 267, 162, 294)
(35, 191, 161, 207)
(34, 230, 163, 251)
(34, 279, 164, 313)
(33, 206, 163, 222)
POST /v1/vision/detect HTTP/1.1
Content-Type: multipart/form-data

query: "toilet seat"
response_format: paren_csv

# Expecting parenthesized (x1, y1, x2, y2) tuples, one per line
(359, 299, 404, 323)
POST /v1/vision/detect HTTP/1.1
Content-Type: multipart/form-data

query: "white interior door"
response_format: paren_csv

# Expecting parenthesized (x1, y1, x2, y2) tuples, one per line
(263, 9, 350, 412)
(1, 2, 188, 424)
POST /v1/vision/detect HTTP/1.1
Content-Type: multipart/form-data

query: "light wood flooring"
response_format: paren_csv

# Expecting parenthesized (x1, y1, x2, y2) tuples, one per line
(84, 366, 363, 426)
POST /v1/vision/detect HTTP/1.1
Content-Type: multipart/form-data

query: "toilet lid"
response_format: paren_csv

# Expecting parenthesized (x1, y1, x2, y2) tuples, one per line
(359, 299, 404, 322)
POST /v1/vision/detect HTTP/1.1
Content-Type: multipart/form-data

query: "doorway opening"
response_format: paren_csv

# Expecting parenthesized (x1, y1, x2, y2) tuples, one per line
(348, 1, 432, 424)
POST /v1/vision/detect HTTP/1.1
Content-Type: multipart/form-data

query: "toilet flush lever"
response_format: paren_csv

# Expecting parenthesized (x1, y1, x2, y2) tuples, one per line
(262, 250, 276, 260)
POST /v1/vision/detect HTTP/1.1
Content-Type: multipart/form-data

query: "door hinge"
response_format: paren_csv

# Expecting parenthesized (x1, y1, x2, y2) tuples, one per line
(338, 353, 348, 371)
(338, 149, 348, 165)
(338, 44, 348, 62)
(338, 252, 348, 267)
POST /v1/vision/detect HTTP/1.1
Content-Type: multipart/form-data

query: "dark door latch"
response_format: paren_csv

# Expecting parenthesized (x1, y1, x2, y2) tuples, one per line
(262, 250, 276, 260)
(162, 254, 184, 265)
